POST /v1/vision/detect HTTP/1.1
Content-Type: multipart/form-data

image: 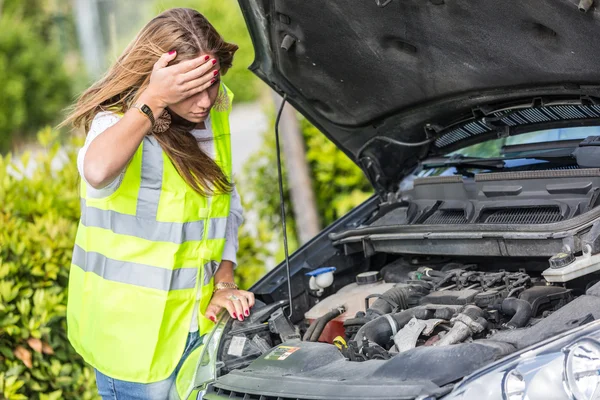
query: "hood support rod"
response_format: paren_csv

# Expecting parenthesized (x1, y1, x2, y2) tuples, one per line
(274, 93, 294, 319)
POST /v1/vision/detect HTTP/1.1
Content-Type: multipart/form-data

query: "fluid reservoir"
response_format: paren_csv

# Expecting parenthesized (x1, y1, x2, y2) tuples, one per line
(304, 271, 396, 343)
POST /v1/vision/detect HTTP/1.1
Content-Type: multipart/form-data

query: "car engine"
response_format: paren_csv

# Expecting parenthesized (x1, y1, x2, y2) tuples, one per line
(339, 264, 572, 361)
(215, 257, 591, 373)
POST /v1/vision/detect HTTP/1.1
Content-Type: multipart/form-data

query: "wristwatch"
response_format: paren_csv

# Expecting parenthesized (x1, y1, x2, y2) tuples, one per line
(132, 103, 155, 126)
(213, 282, 238, 293)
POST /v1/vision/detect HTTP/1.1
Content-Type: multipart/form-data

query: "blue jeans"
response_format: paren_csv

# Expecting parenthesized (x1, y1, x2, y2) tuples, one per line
(95, 331, 202, 400)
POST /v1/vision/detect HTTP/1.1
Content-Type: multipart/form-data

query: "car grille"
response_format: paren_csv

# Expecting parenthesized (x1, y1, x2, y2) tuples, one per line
(422, 210, 468, 224)
(481, 206, 563, 224)
(435, 104, 600, 149)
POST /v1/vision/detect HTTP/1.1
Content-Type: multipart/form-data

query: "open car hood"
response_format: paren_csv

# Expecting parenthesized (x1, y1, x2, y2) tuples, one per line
(237, 0, 600, 193)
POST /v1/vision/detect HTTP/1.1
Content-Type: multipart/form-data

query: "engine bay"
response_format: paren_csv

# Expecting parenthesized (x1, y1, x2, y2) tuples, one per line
(208, 254, 600, 398)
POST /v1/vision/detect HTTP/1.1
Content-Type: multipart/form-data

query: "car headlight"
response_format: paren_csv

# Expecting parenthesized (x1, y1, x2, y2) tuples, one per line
(444, 320, 600, 400)
(564, 339, 600, 400)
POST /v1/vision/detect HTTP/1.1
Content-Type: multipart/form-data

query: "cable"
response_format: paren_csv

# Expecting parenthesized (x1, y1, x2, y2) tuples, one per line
(274, 93, 293, 319)
(356, 136, 434, 160)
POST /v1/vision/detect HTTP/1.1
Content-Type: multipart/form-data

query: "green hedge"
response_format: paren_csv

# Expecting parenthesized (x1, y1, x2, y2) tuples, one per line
(0, 129, 98, 399)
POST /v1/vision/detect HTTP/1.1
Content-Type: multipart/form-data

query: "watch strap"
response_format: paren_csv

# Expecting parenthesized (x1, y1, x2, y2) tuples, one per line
(132, 103, 155, 126)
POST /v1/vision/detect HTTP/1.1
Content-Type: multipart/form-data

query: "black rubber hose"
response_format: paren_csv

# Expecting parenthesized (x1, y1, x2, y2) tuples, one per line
(303, 319, 317, 341)
(501, 298, 532, 329)
(367, 285, 427, 318)
(303, 307, 345, 342)
(368, 287, 408, 316)
(354, 307, 434, 347)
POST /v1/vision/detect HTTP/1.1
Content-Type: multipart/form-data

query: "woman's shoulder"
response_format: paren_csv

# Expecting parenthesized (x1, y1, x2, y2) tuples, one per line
(88, 110, 122, 138)
(92, 110, 122, 124)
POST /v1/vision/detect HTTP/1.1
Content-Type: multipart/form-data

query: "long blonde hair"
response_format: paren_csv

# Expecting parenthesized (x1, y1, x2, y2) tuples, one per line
(61, 8, 237, 196)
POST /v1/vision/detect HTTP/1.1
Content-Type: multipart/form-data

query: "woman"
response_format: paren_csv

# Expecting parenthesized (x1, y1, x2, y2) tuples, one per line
(61, 8, 255, 399)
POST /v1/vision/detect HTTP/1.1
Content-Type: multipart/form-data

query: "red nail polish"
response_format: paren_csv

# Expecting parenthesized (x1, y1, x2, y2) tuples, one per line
(211, 78, 216, 84)
(209, 316, 216, 322)
(204, 55, 210, 61)
(213, 70, 219, 76)
(168, 50, 175, 55)
(240, 316, 244, 321)
(212, 59, 217, 65)
(245, 310, 249, 317)
(233, 313, 237, 319)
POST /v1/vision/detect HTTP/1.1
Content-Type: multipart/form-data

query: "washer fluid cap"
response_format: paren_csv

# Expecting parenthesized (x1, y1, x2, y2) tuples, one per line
(356, 271, 381, 285)
(549, 252, 575, 269)
(305, 266, 336, 276)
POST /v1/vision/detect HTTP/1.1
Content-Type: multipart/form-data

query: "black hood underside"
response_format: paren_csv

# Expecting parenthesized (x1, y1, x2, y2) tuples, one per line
(238, 0, 600, 192)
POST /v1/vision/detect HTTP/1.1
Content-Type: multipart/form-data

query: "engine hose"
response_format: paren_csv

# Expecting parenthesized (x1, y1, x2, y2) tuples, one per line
(501, 298, 532, 329)
(366, 285, 427, 318)
(303, 307, 345, 342)
(353, 307, 434, 348)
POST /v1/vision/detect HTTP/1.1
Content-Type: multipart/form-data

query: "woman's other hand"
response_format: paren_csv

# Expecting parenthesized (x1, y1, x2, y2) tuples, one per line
(143, 51, 219, 109)
(205, 289, 255, 323)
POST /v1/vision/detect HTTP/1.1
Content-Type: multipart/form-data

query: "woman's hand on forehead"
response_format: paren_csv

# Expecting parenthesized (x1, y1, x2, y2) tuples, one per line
(146, 51, 220, 108)
(179, 54, 220, 85)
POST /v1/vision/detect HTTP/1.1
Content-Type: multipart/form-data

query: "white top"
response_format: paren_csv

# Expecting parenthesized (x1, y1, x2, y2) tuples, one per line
(77, 111, 244, 332)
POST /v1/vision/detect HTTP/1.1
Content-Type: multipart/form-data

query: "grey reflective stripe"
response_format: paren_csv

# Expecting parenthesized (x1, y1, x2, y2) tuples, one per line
(203, 260, 218, 285)
(207, 217, 228, 240)
(72, 245, 197, 291)
(136, 136, 163, 219)
(81, 200, 228, 242)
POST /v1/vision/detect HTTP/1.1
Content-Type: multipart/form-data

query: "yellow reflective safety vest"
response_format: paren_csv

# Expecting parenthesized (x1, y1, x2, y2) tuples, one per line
(67, 83, 234, 383)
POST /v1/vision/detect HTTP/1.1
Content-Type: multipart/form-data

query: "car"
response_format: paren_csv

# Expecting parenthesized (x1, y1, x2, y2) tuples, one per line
(185, 1, 600, 399)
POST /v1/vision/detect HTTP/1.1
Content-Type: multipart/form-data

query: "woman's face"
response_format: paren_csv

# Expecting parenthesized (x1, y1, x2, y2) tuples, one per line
(168, 56, 221, 124)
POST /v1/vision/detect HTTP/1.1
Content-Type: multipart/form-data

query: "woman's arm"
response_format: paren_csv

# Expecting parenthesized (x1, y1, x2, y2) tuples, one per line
(204, 186, 253, 322)
(83, 91, 163, 188)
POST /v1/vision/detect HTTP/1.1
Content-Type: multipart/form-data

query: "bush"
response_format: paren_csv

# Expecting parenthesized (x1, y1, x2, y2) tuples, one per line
(0, 16, 73, 153)
(0, 129, 98, 399)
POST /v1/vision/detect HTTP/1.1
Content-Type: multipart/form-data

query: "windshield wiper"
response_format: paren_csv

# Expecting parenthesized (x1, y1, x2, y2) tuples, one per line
(421, 155, 507, 170)
(422, 151, 576, 170)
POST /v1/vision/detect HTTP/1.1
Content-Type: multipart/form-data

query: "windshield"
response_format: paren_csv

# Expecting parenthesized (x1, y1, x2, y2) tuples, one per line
(450, 126, 600, 158)
(399, 126, 600, 190)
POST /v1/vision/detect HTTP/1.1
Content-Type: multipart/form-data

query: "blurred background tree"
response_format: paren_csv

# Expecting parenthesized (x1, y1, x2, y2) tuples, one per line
(0, 0, 80, 153)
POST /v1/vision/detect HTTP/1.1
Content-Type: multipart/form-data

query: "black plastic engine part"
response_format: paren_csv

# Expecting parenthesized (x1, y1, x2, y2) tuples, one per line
(499, 298, 532, 329)
(356, 271, 381, 285)
(420, 289, 480, 306)
(269, 308, 300, 342)
(208, 340, 513, 400)
(474, 290, 503, 308)
(490, 295, 600, 349)
(518, 286, 573, 317)
(379, 258, 419, 283)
